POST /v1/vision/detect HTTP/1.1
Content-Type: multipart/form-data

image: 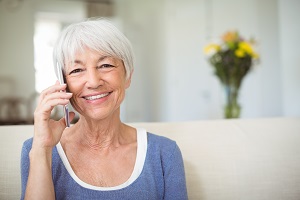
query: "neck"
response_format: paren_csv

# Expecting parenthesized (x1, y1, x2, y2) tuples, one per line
(72, 111, 126, 150)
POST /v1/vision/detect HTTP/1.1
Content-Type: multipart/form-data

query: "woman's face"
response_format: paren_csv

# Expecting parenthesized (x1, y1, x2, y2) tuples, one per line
(65, 48, 131, 121)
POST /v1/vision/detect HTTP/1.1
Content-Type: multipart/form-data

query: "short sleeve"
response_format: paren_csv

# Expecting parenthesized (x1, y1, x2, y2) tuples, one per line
(20, 139, 32, 200)
(163, 143, 188, 200)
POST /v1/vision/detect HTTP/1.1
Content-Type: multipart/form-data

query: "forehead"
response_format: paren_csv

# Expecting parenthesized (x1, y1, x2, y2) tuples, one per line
(66, 48, 115, 64)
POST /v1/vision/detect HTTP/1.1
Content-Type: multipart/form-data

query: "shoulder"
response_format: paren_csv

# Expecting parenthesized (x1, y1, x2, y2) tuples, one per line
(146, 132, 182, 160)
(22, 137, 33, 152)
(147, 132, 177, 147)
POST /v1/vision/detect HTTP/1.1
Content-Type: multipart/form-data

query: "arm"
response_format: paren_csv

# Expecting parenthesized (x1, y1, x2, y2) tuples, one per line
(21, 140, 54, 199)
(163, 143, 188, 200)
(23, 82, 73, 200)
(25, 147, 54, 200)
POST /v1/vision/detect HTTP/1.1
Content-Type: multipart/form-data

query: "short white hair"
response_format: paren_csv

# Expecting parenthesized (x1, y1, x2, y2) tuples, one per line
(53, 18, 134, 80)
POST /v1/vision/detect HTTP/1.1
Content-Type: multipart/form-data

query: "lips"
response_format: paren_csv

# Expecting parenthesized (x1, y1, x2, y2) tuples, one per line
(83, 92, 111, 100)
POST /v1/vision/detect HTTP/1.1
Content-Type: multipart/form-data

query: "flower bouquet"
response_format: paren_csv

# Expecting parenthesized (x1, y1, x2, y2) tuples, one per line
(204, 31, 259, 118)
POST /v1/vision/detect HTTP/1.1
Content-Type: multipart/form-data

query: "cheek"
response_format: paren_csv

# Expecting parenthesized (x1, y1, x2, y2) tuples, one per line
(106, 73, 127, 89)
(66, 78, 82, 93)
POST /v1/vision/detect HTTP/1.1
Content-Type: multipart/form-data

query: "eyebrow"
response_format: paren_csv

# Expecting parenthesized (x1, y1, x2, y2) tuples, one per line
(73, 55, 111, 65)
(98, 55, 110, 62)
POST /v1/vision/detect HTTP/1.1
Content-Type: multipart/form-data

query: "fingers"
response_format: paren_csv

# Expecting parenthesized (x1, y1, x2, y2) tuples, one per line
(35, 83, 73, 121)
(41, 91, 72, 106)
(36, 93, 72, 114)
(38, 83, 68, 105)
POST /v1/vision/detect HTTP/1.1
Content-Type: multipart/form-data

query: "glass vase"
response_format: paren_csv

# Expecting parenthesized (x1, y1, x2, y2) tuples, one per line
(224, 85, 241, 118)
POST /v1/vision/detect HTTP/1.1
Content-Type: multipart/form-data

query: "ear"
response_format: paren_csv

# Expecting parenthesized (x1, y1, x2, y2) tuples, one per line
(125, 69, 134, 89)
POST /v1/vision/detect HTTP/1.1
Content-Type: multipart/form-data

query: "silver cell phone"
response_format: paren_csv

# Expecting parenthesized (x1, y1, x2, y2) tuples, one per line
(56, 63, 70, 127)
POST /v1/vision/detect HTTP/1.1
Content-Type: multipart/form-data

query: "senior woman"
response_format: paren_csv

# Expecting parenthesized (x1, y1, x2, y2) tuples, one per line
(20, 19, 187, 200)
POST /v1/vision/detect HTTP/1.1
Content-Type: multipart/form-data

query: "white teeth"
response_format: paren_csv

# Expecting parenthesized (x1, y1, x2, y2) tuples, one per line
(84, 93, 109, 100)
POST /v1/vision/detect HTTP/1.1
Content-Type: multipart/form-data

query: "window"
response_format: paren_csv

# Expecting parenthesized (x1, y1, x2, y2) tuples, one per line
(34, 18, 61, 93)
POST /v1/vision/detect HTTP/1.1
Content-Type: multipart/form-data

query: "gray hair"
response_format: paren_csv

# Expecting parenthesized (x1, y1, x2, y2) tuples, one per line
(53, 18, 134, 80)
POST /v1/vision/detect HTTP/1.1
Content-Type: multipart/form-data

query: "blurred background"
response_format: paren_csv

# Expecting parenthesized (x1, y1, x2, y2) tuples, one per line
(0, 0, 299, 125)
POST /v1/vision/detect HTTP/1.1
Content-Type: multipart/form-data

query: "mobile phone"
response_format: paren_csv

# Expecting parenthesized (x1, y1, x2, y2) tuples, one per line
(56, 63, 70, 127)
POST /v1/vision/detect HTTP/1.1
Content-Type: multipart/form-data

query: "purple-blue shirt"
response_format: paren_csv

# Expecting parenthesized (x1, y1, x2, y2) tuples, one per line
(20, 131, 188, 200)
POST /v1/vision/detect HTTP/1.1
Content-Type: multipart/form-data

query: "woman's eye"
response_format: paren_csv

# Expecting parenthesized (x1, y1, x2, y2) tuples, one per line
(99, 64, 114, 69)
(69, 68, 83, 74)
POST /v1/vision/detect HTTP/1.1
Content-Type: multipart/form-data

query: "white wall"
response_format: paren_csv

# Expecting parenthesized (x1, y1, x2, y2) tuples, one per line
(278, 0, 300, 117)
(116, 0, 167, 122)
(163, 0, 217, 121)
(0, 0, 35, 99)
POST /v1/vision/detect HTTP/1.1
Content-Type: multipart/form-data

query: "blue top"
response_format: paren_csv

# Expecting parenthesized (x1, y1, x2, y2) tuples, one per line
(20, 129, 188, 200)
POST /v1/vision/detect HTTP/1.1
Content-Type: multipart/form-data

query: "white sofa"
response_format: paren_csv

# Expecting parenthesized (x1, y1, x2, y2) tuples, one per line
(1, 117, 300, 200)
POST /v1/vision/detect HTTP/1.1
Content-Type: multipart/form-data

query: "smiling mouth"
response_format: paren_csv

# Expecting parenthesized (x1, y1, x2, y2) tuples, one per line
(83, 92, 111, 100)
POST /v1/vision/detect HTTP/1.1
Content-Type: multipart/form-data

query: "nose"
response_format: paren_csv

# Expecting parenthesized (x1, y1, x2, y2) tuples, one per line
(85, 69, 103, 89)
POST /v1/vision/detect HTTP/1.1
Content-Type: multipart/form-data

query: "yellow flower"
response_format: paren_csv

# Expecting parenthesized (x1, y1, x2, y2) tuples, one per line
(239, 41, 254, 56)
(235, 49, 245, 57)
(204, 44, 221, 54)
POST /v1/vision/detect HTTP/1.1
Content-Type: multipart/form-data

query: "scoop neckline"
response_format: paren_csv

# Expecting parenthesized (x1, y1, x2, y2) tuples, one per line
(56, 128, 148, 191)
